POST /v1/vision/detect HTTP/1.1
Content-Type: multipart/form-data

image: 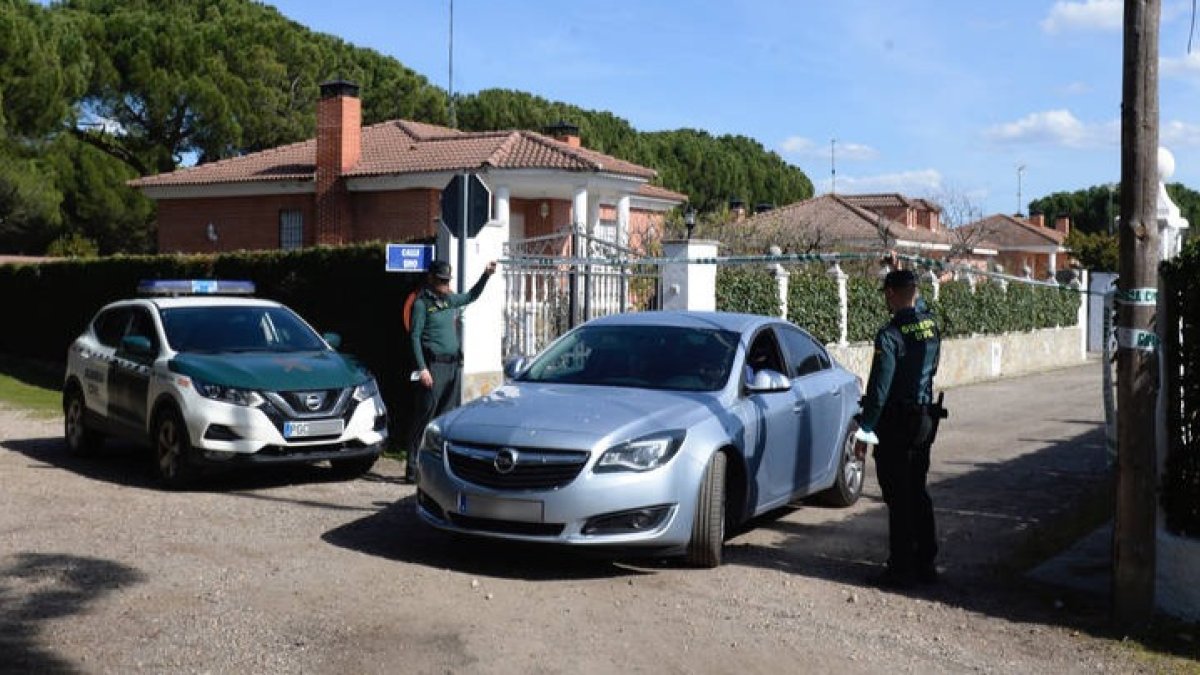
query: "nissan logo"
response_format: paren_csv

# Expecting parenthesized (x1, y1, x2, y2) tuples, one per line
(494, 448, 519, 474)
(303, 392, 325, 411)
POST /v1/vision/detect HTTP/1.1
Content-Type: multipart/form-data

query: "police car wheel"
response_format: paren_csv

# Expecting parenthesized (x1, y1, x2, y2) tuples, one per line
(816, 427, 864, 508)
(329, 455, 377, 480)
(153, 408, 195, 489)
(685, 451, 727, 568)
(63, 386, 102, 455)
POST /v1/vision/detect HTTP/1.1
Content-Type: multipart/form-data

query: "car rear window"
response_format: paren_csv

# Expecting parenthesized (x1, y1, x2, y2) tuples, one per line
(520, 325, 739, 391)
(159, 305, 326, 353)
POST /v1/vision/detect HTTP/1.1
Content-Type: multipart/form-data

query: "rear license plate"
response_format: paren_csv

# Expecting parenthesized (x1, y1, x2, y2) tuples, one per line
(457, 493, 544, 522)
(283, 419, 344, 439)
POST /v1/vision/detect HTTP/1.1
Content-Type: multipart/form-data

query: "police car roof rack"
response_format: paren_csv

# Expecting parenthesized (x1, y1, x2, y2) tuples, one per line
(137, 279, 256, 297)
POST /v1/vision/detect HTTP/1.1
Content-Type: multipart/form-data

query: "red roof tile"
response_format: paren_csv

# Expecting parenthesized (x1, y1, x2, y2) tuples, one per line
(737, 194, 953, 248)
(130, 119, 658, 188)
(964, 214, 1067, 248)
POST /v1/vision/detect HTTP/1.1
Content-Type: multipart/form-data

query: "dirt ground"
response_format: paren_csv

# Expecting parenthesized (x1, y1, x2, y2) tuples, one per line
(0, 363, 1176, 674)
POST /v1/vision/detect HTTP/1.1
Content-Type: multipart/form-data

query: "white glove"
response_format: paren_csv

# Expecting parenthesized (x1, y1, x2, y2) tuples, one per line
(854, 428, 880, 445)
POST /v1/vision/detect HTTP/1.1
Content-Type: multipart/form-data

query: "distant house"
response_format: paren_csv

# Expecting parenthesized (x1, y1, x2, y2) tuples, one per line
(130, 80, 684, 255)
(963, 213, 1071, 279)
(839, 193, 944, 233)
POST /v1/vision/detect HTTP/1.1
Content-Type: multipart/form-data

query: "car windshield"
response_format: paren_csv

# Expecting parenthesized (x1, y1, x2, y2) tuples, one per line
(517, 325, 739, 391)
(160, 305, 327, 353)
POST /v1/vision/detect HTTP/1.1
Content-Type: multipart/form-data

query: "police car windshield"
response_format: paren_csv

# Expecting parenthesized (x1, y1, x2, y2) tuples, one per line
(518, 325, 739, 392)
(160, 306, 327, 354)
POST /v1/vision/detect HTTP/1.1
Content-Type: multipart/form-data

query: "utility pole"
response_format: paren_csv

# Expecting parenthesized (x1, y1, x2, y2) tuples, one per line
(831, 138, 837, 194)
(447, 0, 456, 129)
(1017, 164, 1026, 216)
(1114, 0, 1160, 628)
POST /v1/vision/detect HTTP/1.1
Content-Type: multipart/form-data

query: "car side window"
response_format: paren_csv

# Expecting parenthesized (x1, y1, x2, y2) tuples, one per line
(779, 326, 831, 378)
(746, 330, 786, 376)
(93, 308, 130, 349)
(123, 307, 161, 356)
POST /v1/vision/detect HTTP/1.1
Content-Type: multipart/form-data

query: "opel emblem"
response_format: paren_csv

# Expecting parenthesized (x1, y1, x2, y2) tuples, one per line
(303, 392, 325, 411)
(494, 447, 519, 474)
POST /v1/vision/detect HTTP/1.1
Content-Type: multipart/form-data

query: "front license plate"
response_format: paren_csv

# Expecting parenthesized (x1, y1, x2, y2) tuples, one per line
(457, 493, 544, 522)
(283, 419, 344, 438)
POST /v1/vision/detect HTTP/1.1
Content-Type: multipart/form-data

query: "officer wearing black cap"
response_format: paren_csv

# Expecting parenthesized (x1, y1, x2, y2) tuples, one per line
(407, 258, 497, 482)
(855, 268, 942, 588)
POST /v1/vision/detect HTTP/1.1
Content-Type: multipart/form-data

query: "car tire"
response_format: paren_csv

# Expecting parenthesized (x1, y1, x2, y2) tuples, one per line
(63, 385, 103, 455)
(816, 427, 864, 508)
(329, 454, 377, 480)
(685, 451, 727, 568)
(153, 408, 195, 489)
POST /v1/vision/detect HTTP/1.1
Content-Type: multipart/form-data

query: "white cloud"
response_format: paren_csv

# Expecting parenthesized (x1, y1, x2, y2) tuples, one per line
(1058, 81, 1091, 96)
(820, 169, 944, 195)
(780, 136, 878, 161)
(1040, 0, 1122, 34)
(983, 110, 1118, 148)
(1162, 120, 1200, 146)
(1163, 52, 1200, 79)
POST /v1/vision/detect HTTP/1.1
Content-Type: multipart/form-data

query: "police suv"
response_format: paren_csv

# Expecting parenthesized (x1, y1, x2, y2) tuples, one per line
(63, 280, 388, 487)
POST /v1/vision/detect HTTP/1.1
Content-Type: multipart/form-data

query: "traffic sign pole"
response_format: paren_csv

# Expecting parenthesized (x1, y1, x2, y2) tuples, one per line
(458, 172, 469, 294)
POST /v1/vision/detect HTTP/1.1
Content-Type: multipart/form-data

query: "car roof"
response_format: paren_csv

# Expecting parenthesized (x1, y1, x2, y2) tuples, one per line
(99, 296, 284, 311)
(585, 311, 778, 334)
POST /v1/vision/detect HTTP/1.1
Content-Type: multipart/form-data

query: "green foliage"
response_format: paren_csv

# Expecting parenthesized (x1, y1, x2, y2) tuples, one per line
(0, 149, 64, 253)
(45, 232, 99, 257)
(1161, 240, 1200, 536)
(715, 267, 779, 317)
(1029, 182, 1200, 237)
(0, 244, 424, 441)
(1065, 229, 1118, 272)
(846, 275, 888, 343)
(786, 269, 838, 343)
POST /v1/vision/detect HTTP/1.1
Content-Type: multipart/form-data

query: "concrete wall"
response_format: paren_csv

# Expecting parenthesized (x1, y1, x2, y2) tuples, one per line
(828, 325, 1087, 389)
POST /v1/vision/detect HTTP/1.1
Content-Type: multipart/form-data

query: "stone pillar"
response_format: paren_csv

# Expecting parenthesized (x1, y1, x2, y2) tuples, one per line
(661, 239, 718, 311)
(922, 269, 940, 301)
(828, 262, 848, 347)
(458, 179, 508, 403)
(769, 245, 788, 320)
(617, 195, 631, 249)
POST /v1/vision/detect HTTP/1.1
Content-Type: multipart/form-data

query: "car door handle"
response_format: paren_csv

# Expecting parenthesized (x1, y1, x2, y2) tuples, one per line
(829, 389, 841, 397)
(792, 403, 805, 413)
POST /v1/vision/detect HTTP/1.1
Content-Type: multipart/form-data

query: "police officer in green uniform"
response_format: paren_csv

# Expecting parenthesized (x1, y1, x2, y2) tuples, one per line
(407, 259, 497, 481)
(855, 269, 942, 588)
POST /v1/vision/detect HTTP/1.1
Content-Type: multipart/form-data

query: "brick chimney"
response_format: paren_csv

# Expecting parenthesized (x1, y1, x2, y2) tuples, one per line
(729, 198, 747, 223)
(544, 120, 581, 148)
(315, 79, 361, 245)
(1029, 211, 1046, 228)
(1054, 214, 1071, 236)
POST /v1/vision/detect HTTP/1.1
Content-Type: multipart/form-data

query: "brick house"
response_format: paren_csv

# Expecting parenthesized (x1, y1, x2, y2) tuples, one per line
(839, 193, 943, 232)
(130, 80, 684, 256)
(962, 213, 1071, 279)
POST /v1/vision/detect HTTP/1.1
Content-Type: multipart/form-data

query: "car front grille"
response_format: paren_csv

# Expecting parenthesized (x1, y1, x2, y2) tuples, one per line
(446, 443, 589, 490)
(445, 513, 565, 537)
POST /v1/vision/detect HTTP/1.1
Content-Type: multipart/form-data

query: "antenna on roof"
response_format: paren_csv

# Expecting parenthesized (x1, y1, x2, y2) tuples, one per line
(831, 138, 837, 194)
(447, 0, 457, 129)
(1016, 163, 1027, 216)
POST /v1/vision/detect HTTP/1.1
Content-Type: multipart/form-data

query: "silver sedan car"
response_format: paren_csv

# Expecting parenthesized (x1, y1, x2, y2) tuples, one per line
(414, 311, 864, 567)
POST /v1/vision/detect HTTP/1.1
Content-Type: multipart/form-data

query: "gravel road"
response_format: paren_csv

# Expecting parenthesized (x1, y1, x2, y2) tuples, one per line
(0, 363, 1151, 673)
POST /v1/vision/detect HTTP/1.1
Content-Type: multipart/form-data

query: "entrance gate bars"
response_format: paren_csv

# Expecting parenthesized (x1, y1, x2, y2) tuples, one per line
(501, 231, 662, 359)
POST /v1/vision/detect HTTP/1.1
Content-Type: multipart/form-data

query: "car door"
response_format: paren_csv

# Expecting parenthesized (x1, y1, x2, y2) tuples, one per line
(80, 306, 129, 418)
(778, 325, 844, 495)
(739, 327, 803, 509)
(108, 306, 160, 431)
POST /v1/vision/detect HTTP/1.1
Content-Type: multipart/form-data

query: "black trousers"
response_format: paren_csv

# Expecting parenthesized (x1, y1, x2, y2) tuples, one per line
(408, 360, 463, 456)
(873, 408, 937, 576)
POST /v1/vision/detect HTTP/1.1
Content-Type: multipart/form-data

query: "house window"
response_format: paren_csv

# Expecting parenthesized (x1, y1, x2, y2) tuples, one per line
(279, 210, 304, 250)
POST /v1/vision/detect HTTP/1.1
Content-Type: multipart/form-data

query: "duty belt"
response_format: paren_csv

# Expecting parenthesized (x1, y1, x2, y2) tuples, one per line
(425, 351, 462, 364)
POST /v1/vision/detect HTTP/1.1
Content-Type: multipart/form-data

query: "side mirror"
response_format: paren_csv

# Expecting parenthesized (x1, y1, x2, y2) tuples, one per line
(121, 335, 154, 357)
(323, 332, 342, 350)
(746, 369, 791, 393)
(503, 356, 529, 379)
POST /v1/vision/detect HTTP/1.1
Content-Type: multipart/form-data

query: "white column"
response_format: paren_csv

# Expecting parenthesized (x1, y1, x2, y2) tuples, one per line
(1048, 252, 1057, 276)
(572, 187, 588, 232)
(617, 195, 631, 249)
(661, 239, 718, 311)
(458, 180, 509, 402)
(769, 245, 788, 320)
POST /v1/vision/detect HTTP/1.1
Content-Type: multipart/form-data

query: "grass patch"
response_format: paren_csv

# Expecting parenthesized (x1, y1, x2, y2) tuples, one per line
(0, 355, 64, 417)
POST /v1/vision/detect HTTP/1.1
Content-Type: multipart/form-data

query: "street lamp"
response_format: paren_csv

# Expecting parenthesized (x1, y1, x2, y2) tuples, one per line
(685, 207, 697, 239)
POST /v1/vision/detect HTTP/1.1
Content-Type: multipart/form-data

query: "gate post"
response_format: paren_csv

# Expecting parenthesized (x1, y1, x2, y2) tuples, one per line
(769, 245, 789, 320)
(828, 262, 848, 347)
(662, 239, 718, 311)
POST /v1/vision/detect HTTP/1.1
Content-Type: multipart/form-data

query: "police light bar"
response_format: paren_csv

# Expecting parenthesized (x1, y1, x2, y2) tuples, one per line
(137, 280, 256, 296)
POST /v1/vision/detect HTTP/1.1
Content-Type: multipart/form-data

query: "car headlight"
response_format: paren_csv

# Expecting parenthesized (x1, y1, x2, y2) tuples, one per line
(420, 422, 445, 458)
(352, 377, 380, 402)
(193, 379, 263, 407)
(595, 431, 686, 473)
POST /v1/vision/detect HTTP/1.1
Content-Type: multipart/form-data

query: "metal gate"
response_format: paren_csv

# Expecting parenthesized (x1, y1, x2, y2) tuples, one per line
(501, 231, 662, 358)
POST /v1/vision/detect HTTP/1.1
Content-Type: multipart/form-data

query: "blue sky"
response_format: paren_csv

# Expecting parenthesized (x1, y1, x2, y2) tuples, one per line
(271, 1, 1200, 216)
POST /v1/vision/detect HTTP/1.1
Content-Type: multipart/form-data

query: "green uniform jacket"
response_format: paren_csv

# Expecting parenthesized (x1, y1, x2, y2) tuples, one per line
(410, 272, 492, 370)
(858, 305, 940, 433)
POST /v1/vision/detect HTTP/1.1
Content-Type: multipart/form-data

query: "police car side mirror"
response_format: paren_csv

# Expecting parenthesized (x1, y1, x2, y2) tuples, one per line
(504, 356, 529, 379)
(323, 333, 342, 350)
(121, 335, 154, 357)
(746, 369, 790, 393)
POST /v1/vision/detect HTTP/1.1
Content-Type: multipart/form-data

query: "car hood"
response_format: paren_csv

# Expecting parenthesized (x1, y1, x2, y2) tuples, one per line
(440, 382, 718, 449)
(169, 351, 367, 391)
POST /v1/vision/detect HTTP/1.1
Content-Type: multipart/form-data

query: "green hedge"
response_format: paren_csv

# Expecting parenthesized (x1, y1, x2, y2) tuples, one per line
(786, 269, 838, 344)
(1162, 239, 1200, 537)
(0, 244, 425, 447)
(715, 267, 779, 317)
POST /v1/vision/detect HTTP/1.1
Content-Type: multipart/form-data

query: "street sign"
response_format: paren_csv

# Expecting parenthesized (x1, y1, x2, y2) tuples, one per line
(440, 173, 491, 239)
(384, 243, 434, 272)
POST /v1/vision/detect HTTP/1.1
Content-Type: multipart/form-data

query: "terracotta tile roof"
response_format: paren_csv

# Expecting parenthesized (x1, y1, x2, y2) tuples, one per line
(737, 194, 952, 248)
(840, 193, 943, 213)
(130, 119, 657, 188)
(636, 183, 687, 202)
(964, 214, 1067, 248)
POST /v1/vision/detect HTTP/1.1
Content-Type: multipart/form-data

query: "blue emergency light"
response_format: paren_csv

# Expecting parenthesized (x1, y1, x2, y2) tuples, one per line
(137, 279, 256, 296)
